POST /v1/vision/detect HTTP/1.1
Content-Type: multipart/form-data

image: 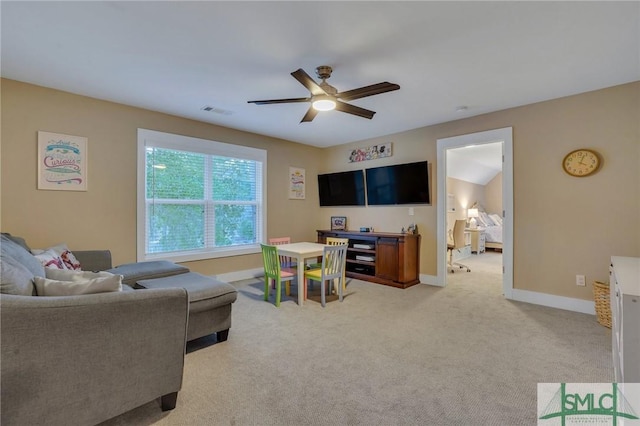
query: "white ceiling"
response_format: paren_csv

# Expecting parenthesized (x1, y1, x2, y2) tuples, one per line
(1, 1, 638, 148)
(447, 143, 503, 185)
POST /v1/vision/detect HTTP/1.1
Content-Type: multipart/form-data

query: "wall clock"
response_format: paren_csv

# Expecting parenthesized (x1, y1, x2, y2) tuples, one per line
(562, 149, 601, 177)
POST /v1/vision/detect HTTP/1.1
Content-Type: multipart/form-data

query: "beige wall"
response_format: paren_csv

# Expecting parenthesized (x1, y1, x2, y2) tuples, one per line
(446, 177, 487, 220)
(0, 79, 325, 275)
(325, 81, 640, 300)
(2, 79, 638, 301)
(484, 173, 502, 215)
(446, 177, 486, 240)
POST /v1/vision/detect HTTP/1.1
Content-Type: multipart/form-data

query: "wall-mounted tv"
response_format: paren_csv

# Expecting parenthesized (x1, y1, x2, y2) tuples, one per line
(365, 161, 430, 205)
(318, 170, 366, 206)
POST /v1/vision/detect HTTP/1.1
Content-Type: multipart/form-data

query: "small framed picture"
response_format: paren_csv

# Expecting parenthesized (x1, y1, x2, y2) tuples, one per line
(331, 216, 347, 231)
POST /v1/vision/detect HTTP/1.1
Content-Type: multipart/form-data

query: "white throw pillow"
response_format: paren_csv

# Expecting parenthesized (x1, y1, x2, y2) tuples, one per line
(32, 243, 82, 270)
(32, 248, 67, 269)
(489, 213, 503, 226)
(34, 273, 123, 296)
(478, 211, 491, 227)
(45, 268, 114, 281)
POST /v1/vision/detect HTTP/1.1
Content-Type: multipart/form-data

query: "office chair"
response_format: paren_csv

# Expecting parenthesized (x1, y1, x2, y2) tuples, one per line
(447, 219, 471, 273)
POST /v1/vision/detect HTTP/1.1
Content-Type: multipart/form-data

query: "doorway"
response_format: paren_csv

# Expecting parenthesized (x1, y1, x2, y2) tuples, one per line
(436, 127, 513, 298)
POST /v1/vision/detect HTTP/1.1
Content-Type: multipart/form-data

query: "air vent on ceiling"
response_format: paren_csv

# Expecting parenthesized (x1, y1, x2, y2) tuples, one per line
(201, 105, 233, 115)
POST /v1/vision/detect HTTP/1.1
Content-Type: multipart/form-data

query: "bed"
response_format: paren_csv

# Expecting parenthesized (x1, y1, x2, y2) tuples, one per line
(478, 211, 503, 251)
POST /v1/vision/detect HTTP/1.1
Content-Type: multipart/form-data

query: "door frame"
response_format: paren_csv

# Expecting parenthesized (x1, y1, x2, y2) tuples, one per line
(436, 127, 513, 298)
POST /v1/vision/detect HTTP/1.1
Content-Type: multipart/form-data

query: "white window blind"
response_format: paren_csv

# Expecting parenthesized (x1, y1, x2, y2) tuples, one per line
(137, 129, 266, 262)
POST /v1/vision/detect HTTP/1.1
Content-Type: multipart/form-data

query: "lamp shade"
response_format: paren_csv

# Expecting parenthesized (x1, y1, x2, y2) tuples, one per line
(467, 208, 479, 229)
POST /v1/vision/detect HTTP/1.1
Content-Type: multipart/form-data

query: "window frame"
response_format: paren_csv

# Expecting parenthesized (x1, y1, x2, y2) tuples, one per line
(137, 128, 267, 263)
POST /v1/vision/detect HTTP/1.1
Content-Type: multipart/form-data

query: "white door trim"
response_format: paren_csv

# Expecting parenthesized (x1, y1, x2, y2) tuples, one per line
(436, 127, 513, 298)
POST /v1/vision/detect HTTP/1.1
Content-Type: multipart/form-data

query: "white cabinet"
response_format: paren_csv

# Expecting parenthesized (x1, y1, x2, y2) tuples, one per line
(610, 256, 640, 383)
(469, 229, 486, 254)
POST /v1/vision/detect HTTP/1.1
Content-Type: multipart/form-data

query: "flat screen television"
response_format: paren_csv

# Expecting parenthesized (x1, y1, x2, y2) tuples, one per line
(317, 170, 366, 206)
(365, 161, 430, 205)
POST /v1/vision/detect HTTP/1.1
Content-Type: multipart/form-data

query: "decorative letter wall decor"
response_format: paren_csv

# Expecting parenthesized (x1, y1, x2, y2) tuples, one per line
(348, 142, 392, 163)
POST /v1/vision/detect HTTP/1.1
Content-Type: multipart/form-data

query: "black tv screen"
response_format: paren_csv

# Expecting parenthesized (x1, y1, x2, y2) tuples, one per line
(318, 170, 366, 206)
(365, 161, 430, 205)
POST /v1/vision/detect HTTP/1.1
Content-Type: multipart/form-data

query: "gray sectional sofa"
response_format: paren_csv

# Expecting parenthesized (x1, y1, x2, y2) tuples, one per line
(0, 233, 238, 425)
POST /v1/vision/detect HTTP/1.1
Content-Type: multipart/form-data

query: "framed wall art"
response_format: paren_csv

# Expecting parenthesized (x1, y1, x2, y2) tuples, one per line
(331, 216, 347, 231)
(289, 166, 305, 199)
(37, 131, 88, 191)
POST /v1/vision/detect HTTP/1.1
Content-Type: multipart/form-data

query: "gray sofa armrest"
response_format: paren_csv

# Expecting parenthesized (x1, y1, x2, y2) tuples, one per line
(73, 249, 113, 271)
(0, 288, 189, 426)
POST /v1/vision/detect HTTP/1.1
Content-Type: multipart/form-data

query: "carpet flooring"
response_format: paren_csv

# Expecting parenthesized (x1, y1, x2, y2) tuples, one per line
(101, 251, 612, 425)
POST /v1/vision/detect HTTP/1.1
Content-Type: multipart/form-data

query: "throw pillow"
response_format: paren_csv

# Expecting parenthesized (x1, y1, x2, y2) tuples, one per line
(478, 211, 492, 227)
(33, 273, 123, 296)
(45, 268, 114, 281)
(32, 248, 67, 269)
(32, 243, 82, 270)
(59, 248, 82, 270)
(489, 213, 503, 226)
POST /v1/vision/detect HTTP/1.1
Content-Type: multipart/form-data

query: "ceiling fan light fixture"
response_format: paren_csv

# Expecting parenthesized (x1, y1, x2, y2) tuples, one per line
(312, 96, 336, 111)
(247, 66, 400, 121)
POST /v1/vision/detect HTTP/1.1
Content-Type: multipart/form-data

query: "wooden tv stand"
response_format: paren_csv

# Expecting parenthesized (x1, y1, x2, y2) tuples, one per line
(316, 230, 421, 289)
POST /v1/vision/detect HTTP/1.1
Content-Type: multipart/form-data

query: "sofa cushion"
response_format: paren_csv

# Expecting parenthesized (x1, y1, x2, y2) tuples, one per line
(106, 261, 189, 286)
(1, 234, 44, 295)
(72, 250, 113, 272)
(137, 272, 237, 309)
(1, 256, 37, 296)
(2, 233, 31, 252)
(34, 274, 123, 296)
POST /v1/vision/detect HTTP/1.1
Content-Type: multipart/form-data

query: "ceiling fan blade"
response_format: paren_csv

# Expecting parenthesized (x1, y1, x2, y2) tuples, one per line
(336, 82, 400, 102)
(291, 68, 326, 96)
(334, 101, 376, 119)
(300, 106, 319, 123)
(247, 97, 310, 105)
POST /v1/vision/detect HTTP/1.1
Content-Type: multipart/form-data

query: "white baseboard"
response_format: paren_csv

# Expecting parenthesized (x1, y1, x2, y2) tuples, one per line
(419, 275, 595, 315)
(419, 274, 442, 287)
(509, 288, 595, 315)
(213, 270, 594, 315)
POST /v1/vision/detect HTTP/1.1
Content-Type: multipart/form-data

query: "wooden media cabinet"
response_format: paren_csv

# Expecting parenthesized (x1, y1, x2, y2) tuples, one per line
(316, 230, 421, 288)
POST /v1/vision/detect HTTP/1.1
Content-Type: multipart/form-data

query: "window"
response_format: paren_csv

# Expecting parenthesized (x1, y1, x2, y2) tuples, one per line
(137, 129, 266, 262)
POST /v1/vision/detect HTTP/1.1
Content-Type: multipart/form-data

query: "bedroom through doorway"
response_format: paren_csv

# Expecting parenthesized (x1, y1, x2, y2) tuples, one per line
(436, 128, 513, 298)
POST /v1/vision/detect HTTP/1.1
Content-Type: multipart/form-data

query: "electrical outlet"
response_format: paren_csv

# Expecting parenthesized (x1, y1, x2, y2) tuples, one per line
(576, 275, 586, 286)
(408, 207, 415, 216)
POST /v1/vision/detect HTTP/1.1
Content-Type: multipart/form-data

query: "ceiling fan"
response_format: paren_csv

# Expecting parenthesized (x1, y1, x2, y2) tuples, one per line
(247, 66, 400, 123)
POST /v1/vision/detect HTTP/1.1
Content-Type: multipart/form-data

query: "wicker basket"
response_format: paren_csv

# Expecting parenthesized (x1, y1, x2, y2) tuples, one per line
(593, 281, 611, 328)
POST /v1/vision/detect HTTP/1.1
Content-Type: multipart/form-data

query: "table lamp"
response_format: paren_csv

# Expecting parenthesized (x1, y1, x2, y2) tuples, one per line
(468, 208, 479, 229)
